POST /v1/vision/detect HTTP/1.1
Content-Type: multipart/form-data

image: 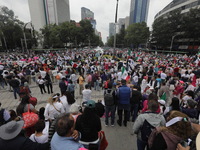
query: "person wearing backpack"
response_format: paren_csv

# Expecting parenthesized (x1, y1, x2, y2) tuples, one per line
(133, 100, 166, 150)
(104, 82, 116, 126)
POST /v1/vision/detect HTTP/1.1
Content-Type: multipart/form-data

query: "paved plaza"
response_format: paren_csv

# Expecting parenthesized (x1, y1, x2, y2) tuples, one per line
(0, 82, 137, 150)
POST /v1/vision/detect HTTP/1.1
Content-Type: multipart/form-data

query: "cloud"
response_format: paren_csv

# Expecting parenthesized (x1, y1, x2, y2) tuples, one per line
(0, 0, 173, 43)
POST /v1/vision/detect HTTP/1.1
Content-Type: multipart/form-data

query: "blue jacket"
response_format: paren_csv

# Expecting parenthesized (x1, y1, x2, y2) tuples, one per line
(117, 85, 131, 105)
(51, 132, 83, 150)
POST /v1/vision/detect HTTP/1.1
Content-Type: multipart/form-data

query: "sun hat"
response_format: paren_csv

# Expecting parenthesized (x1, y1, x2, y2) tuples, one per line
(0, 120, 24, 140)
(86, 100, 96, 109)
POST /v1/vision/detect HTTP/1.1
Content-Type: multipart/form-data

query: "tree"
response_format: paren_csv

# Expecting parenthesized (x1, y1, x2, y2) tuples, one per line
(181, 8, 200, 47)
(125, 22, 150, 49)
(79, 20, 94, 46)
(152, 9, 182, 49)
(0, 6, 37, 50)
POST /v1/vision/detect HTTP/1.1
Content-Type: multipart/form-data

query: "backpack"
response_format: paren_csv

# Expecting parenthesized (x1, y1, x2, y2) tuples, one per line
(140, 119, 155, 142)
(0, 109, 5, 126)
(104, 90, 114, 106)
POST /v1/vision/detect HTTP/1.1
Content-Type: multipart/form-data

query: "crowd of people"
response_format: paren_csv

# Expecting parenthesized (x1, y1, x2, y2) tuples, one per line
(1, 48, 200, 150)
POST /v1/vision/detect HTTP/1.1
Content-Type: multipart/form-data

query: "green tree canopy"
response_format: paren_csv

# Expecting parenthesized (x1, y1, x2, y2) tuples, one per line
(125, 22, 150, 48)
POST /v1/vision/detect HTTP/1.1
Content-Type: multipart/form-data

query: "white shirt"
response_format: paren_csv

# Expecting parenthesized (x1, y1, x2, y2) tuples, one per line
(37, 79, 45, 85)
(40, 70, 46, 79)
(29, 134, 48, 143)
(82, 89, 92, 102)
(70, 74, 77, 82)
(117, 72, 122, 81)
(160, 72, 167, 80)
(133, 75, 139, 83)
(44, 102, 65, 120)
(60, 95, 70, 113)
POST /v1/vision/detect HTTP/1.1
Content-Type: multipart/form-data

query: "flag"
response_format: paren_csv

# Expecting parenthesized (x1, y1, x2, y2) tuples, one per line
(128, 49, 131, 56)
(121, 66, 128, 80)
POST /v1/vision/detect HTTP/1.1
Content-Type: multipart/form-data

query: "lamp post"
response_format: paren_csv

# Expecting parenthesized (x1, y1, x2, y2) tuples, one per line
(113, 0, 119, 57)
(170, 35, 177, 51)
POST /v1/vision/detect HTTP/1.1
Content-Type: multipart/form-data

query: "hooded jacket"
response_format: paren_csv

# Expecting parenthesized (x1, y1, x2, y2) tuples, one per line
(148, 127, 182, 150)
(133, 112, 166, 140)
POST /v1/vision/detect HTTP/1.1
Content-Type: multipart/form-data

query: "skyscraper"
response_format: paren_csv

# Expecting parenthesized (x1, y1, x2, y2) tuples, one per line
(129, 0, 150, 24)
(109, 23, 115, 37)
(81, 7, 96, 30)
(81, 7, 94, 20)
(28, 0, 70, 31)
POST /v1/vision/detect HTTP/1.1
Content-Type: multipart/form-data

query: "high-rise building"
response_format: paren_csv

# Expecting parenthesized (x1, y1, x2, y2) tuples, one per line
(81, 7, 94, 20)
(129, 0, 150, 24)
(117, 18, 125, 33)
(109, 23, 115, 37)
(81, 7, 96, 29)
(125, 16, 130, 29)
(28, 0, 70, 31)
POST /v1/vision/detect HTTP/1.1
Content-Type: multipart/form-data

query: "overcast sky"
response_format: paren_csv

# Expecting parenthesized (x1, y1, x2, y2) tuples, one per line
(0, 0, 172, 43)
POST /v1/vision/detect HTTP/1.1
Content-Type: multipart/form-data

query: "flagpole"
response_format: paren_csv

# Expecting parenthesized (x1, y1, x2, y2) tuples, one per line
(113, 0, 119, 57)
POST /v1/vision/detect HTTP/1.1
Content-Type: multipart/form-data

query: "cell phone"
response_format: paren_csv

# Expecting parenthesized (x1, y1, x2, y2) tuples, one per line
(179, 140, 188, 148)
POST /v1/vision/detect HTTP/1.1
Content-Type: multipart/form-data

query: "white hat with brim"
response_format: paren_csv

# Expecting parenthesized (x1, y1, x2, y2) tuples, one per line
(0, 120, 24, 140)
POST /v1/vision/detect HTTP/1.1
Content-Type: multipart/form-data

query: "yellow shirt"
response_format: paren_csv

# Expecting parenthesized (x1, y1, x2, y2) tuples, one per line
(79, 76, 84, 85)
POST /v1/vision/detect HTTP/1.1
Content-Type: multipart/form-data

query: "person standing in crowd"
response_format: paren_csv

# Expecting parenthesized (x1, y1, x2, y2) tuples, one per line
(158, 82, 170, 106)
(59, 77, 67, 94)
(129, 85, 142, 122)
(117, 79, 132, 127)
(82, 84, 92, 104)
(104, 82, 116, 126)
(78, 74, 84, 96)
(75, 100, 102, 149)
(37, 76, 46, 94)
(133, 100, 166, 150)
(16, 95, 38, 117)
(39, 68, 46, 79)
(45, 72, 53, 94)
(9, 76, 20, 99)
(51, 113, 83, 150)
(69, 70, 77, 88)
(86, 72, 92, 90)
(44, 94, 65, 122)
(24, 67, 31, 85)
(67, 80, 75, 98)
(60, 91, 70, 113)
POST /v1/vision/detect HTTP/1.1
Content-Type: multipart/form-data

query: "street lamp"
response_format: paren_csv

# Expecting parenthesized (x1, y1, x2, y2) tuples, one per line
(113, 0, 119, 57)
(170, 35, 177, 51)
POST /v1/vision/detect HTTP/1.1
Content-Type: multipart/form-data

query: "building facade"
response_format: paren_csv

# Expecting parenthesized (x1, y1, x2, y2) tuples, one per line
(28, 0, 70, 31)
(81, 7, 96, 30)
(81, 7, 94, 20)
(154, 0, 200, 52)
(109, 23, 115, 37)
(155, 0, 200, 19)
(117, 18, 125, 34)
(129, 0, 150, 24)
(125, 16, 130, 29)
